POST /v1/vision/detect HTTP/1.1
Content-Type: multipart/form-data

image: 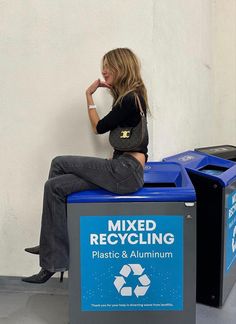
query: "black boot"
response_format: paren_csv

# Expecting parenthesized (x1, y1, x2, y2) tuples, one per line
(22, 268, 64, 284)
(24, 245, 40, 255)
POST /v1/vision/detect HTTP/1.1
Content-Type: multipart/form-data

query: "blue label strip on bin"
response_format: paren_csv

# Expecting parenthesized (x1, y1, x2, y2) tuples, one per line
(226, 190, 236, 272)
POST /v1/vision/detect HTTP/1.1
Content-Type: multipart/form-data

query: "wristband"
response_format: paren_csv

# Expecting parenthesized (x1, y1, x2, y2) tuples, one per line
(88, 104, 97, 109)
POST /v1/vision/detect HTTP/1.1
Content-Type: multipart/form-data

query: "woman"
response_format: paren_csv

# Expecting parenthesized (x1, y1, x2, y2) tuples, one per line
(22, 48, 149, 284)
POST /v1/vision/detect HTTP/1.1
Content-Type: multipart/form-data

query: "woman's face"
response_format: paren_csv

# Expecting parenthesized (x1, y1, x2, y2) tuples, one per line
(102, 62, 114, 86)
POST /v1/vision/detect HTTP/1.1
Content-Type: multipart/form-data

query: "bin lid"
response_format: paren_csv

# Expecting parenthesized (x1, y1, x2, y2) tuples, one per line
(67, 162, 196, 203)
(163, 150, 236, 187)
(195, 144, 236, 160)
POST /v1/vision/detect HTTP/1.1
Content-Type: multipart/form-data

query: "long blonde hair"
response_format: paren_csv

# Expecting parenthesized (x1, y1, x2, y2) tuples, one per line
(102, 48, 149, 110)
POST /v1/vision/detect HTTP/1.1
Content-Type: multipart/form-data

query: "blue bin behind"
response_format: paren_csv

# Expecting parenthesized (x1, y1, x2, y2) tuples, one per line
(163, 151, 236, 307)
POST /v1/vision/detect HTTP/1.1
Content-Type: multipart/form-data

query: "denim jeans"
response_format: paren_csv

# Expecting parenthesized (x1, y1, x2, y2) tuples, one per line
(39, 153, 144, 272)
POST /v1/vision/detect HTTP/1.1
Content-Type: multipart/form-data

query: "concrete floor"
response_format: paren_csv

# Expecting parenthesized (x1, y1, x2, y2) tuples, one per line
(0, 277, 235, 324)
(0, 292, 68, 324)
(0, 276, 68, 324)
(196, 284, 236, 324)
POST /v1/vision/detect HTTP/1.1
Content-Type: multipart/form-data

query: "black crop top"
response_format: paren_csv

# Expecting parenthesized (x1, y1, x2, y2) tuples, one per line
(96, 92, 149, 160)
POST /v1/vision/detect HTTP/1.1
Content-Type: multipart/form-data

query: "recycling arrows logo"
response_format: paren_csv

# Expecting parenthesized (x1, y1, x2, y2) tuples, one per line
(114, 264, 151, 297)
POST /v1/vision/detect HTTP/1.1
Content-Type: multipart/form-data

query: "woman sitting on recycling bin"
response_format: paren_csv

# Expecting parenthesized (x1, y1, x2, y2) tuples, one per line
(22, 48, 150, 284)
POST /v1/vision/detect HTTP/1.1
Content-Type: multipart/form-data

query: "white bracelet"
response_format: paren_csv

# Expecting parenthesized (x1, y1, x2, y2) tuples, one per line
(88, 104, 97, 109)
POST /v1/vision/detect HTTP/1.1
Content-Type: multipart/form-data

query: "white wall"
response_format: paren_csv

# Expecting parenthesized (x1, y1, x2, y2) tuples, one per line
(0, 0, 235, 276)
(152, 0, 214, 158)
(212, 0, 236, 143)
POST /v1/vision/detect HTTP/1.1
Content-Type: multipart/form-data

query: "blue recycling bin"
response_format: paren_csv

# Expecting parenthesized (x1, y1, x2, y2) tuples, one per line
(195, 144, 236, 162)
(163, 151, 236, 307)
(67, 162, 196, 324)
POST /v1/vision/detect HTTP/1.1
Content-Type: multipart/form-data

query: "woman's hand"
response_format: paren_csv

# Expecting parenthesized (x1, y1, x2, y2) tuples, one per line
(85, 79, 112, 133)
(86, 79, 112, 96)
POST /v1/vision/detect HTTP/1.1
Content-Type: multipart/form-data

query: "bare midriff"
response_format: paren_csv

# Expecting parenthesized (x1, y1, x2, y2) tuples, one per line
(126, 152, 145, 168)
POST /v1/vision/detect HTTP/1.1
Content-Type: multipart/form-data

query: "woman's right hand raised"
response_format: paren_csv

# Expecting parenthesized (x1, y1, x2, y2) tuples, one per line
(86, 79, 112, 96)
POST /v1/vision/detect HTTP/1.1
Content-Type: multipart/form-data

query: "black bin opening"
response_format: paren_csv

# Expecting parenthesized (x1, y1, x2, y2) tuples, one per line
(199, 165, 228, 175)
(143, 182, 176, 188)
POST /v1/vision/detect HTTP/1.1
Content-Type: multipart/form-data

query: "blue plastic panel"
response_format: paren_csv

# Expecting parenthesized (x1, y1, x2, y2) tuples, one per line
(67, 162, 196, 203)
(163, 151, 236, 187)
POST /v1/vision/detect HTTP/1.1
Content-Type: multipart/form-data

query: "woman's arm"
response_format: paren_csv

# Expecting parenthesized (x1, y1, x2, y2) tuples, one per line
(85, 79, 111, 134)
(86, 91, 100, 134)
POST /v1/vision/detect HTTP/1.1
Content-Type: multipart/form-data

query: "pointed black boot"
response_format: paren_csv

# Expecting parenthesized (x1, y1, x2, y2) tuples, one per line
(22, 268, 64, 284)
(24, 245, 40, 255)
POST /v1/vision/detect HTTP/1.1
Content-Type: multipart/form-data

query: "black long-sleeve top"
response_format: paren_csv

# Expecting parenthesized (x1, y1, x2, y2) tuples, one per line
(96, 92, 148, 160)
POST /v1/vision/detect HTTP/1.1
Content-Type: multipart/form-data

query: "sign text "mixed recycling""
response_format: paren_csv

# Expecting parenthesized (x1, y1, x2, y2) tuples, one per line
(90, 219, 175, 246)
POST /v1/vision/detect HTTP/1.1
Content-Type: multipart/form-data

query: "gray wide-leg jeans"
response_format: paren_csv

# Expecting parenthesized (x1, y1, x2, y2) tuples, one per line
(39, 153, 144, 272)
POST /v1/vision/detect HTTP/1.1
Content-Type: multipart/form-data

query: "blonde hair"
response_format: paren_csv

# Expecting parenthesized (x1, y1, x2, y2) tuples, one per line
(102, 48, 149, 110)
